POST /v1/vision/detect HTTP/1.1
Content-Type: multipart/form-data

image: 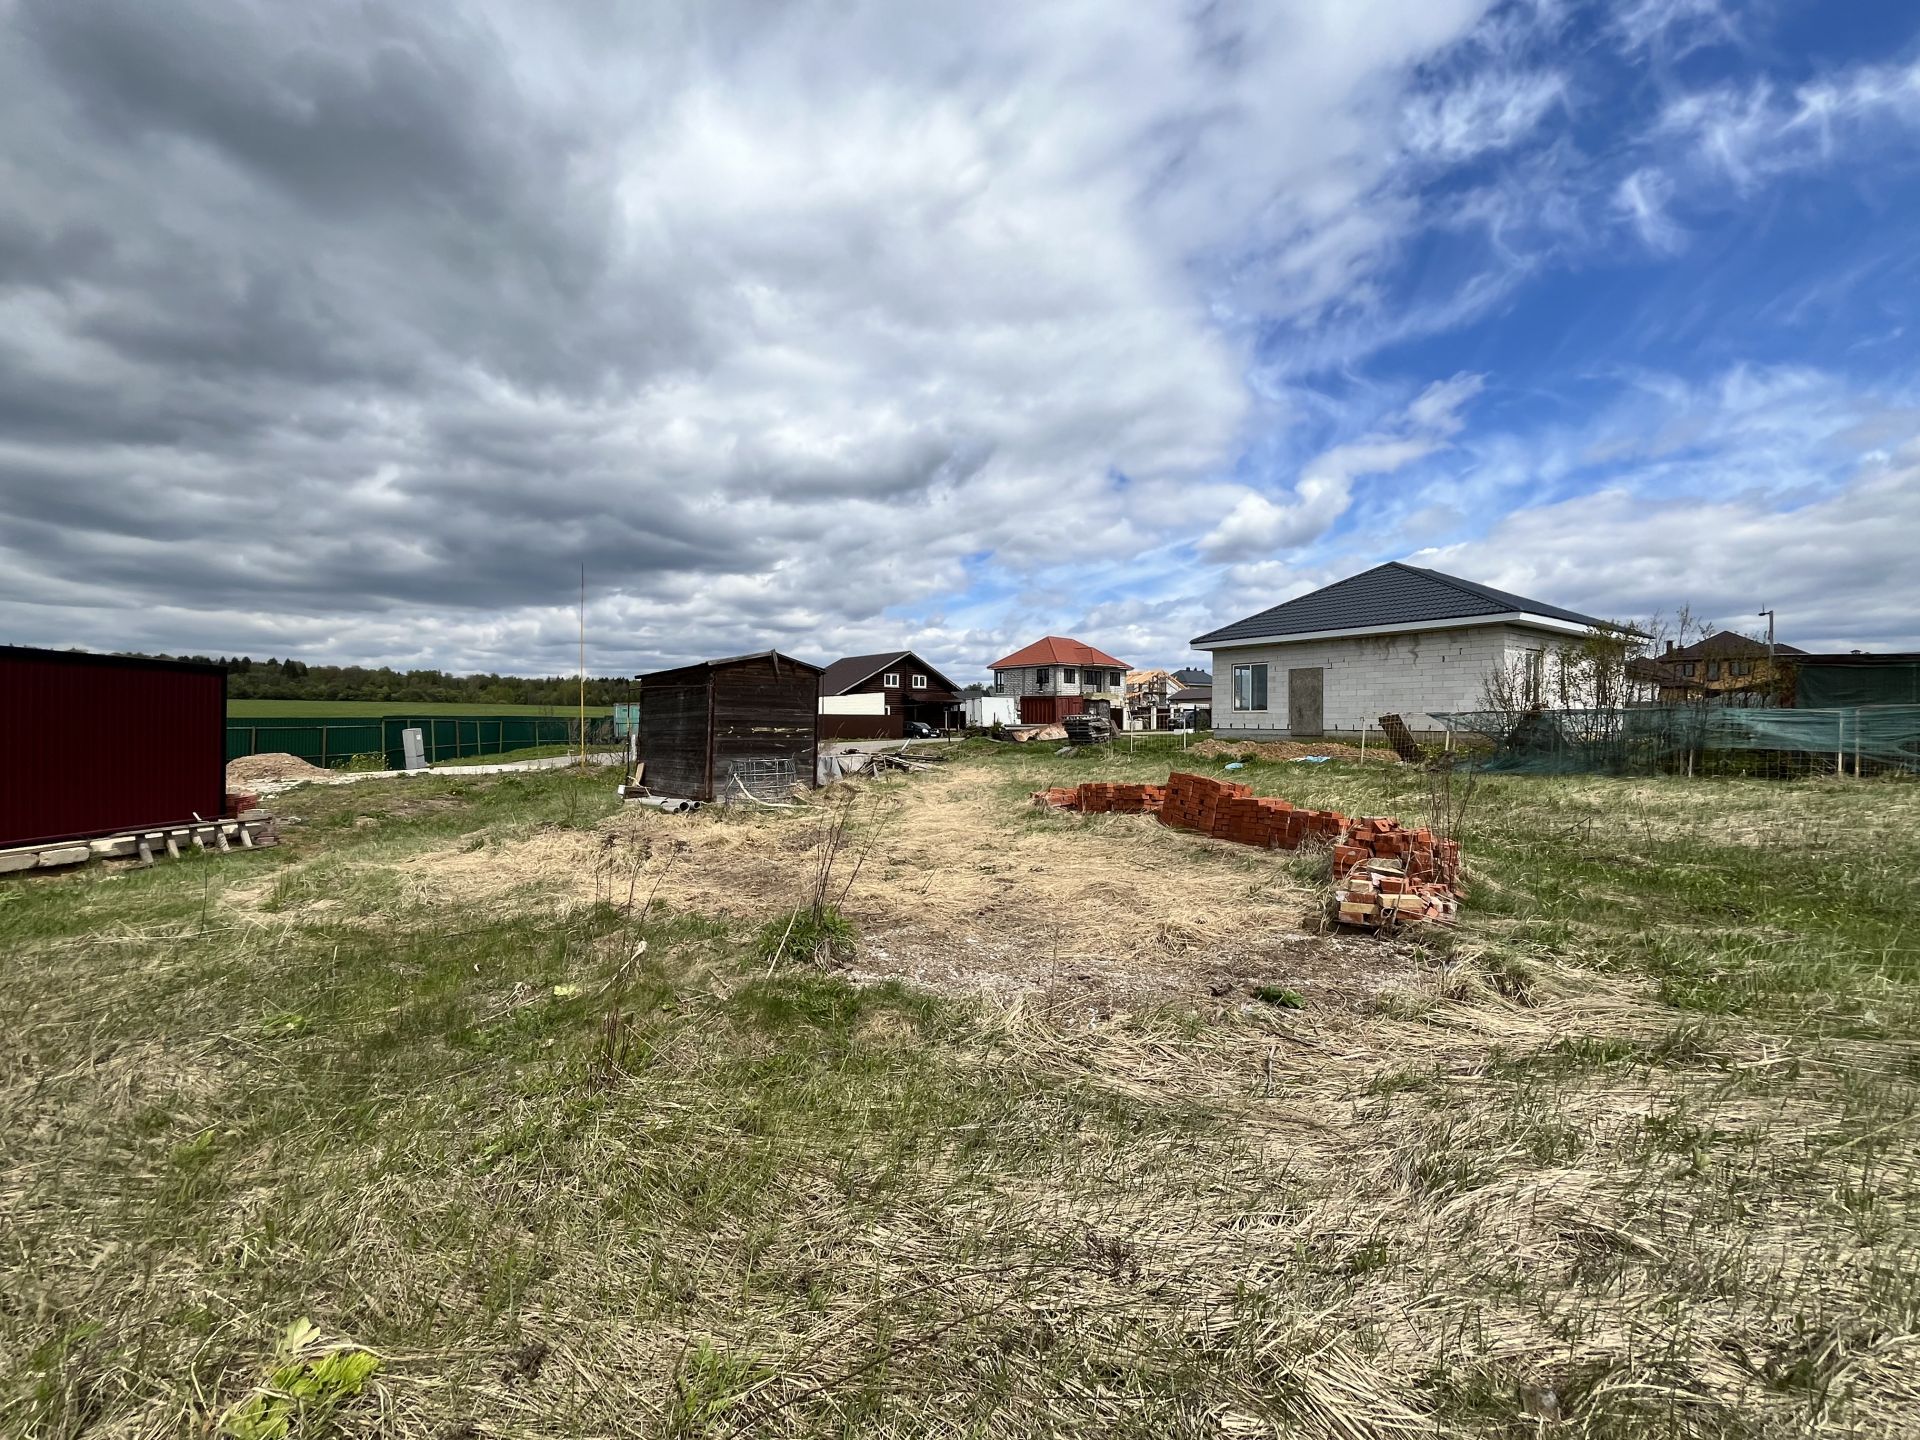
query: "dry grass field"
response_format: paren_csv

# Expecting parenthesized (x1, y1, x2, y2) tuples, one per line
(3, 738, 1916, 1438)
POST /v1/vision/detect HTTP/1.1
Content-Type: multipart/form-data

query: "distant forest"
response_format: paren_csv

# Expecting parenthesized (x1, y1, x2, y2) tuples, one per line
(130, 653, 635, 707)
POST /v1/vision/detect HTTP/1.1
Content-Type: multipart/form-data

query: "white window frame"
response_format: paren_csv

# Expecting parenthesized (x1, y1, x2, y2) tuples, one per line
(911, 673, 927, 689)
(1231, 663, 1268, 712)
(882, 671, 901, 688)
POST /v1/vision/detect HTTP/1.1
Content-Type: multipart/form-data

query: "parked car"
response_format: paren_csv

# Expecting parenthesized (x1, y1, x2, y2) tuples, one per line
(904, 720, 937, 739)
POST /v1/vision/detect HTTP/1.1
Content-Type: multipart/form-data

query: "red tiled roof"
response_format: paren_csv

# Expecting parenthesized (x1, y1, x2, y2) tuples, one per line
(989, 636, 1130, 671)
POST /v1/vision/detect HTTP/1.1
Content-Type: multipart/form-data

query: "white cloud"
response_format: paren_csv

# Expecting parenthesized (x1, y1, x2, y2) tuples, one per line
(0, 0, 1517, 678)
(1408, 366, 1920, 650)
(1654, 59, 1920, 190)
(1403, 69, 1567, 160)
(1198, 373, 1485, 560)
(1611, 0, 1739, 56)
(1613, 167, 1685, 253)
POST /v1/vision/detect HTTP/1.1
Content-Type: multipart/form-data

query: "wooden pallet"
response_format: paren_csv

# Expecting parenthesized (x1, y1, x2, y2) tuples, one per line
(1376, 714, 1424, 764)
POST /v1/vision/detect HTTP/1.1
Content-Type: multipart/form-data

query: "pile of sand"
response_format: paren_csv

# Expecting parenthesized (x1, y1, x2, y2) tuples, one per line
(1189, 738, 1390, 764)
(226, 753, 331, 784)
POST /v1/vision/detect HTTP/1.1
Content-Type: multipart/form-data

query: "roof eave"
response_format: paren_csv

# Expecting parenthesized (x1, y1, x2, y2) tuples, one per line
(1192, 611, 1630, 650)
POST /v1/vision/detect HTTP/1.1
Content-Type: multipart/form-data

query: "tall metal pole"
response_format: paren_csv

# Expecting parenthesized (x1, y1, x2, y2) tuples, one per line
(579, 564, 587, 769)
(1758, 608, 1775, 702)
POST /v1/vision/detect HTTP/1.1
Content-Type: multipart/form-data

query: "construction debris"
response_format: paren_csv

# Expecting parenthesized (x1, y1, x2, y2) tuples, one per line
(1034, 771, 1463, 930)
(1062, 713, 1114, 745)
(1001, 724, 1069, 744)
(1, 809, 278, 875)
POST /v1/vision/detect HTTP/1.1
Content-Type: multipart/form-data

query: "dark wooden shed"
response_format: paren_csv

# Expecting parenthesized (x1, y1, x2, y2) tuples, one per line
(637, 651, 823, 802)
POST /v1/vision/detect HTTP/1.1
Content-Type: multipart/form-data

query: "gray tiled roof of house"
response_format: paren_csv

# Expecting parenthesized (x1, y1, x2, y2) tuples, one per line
(1172, 667, 1211, 687)
(1191, 563, 1630, 648)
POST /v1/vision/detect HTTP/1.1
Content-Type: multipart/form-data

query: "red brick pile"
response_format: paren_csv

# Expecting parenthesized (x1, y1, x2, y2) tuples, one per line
(1332, 817, 1461, 927)
(1159, 771, 1351, 848)
(1333, 817, 1459, 886)
(1032, 771, 1463, 930)
(1036, 781, 1168, 814)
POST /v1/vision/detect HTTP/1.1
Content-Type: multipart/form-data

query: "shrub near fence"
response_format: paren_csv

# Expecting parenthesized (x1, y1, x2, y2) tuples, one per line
(226, 715, 618, 769)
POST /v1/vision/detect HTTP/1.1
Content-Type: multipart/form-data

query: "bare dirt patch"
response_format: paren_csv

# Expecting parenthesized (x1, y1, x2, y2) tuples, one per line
(286, 763, 1422, 1015)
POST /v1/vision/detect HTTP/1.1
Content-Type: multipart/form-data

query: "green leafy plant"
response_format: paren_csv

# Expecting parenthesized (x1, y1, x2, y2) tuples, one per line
(219, 1319, 380, 1439)
(1251, 985, 1305, 1009)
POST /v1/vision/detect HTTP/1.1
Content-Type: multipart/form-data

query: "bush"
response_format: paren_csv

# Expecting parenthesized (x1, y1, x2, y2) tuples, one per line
(753, 905, 857, 969)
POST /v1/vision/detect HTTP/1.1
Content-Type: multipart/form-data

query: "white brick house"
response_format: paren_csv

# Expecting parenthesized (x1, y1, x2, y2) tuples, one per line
(1190, 563, 1630, 738)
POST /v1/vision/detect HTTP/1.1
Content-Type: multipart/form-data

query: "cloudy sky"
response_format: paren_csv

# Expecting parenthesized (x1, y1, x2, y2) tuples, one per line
(2, 0, 1917, 680)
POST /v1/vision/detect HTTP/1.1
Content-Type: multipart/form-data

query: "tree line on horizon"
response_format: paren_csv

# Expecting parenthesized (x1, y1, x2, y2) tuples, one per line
(114, 652, 637, 707)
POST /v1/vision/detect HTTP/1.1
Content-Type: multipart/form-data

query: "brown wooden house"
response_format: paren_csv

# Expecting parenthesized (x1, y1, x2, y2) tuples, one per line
(637, 651, 822, 801)
(817, 650, 964, 739)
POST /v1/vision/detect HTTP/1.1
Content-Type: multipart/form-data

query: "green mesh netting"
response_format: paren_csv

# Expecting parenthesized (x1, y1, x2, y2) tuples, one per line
(1431, 706, 1920, 776)
(1796, 663, 1920, 708)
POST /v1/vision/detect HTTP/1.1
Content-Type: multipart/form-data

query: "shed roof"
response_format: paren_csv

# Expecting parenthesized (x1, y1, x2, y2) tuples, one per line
(989, 636, 1130, 671)
(1191, 563, 1633, 648)
(640, 650, 823, 684)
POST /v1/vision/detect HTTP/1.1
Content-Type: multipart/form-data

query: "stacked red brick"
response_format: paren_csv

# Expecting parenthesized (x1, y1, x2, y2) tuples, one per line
(1159, 771, 1349, 849)
(1036, 782, 1167, 814)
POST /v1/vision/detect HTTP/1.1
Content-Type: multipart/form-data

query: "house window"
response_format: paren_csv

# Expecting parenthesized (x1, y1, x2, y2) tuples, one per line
(1679, 662, 1696, 677)
(993, 673, 1005, 693)
(911, 673, 927, 689)
(1706, 661, 1721, 681)
(1232, 663, 1268, 711)
(1109, 670, 1122, 688)
(1034, 667, 1050, 687)
(1063, 667, 1077, 684)
(882, 671, 900, 688)
(1523, 649, 1544, 706)
(1730, 661, 1751, 677)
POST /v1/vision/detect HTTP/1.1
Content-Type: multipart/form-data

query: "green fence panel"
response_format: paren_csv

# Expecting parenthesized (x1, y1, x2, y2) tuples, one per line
(228, 713, 619, 769)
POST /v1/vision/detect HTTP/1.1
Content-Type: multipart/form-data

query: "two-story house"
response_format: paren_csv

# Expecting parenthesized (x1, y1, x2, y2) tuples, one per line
(818, 650, 965, 738)
(1652, 632, 1804, 704)
(989, 637, 1130, 725)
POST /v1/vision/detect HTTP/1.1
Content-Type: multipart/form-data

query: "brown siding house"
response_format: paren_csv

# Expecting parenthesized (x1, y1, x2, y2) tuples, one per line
(818, 650, 964, 737)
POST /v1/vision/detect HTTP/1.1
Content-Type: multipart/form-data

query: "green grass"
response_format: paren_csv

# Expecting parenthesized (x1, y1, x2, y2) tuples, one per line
(3, 747, 1916, 1437)
(228, 699, 617, 718)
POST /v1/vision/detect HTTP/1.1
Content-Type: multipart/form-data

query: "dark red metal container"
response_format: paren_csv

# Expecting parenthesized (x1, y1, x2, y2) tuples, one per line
(0, 646, 227, 849)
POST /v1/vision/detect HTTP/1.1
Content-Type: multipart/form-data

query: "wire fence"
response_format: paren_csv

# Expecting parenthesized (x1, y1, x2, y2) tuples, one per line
(227, 714, 620, 770)
(1430, 705, 1920, 779)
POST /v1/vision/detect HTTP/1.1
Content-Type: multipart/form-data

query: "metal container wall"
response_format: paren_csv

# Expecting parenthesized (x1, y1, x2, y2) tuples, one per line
(1017, 695, 1088, 725)
(1, 647, 227, 849)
